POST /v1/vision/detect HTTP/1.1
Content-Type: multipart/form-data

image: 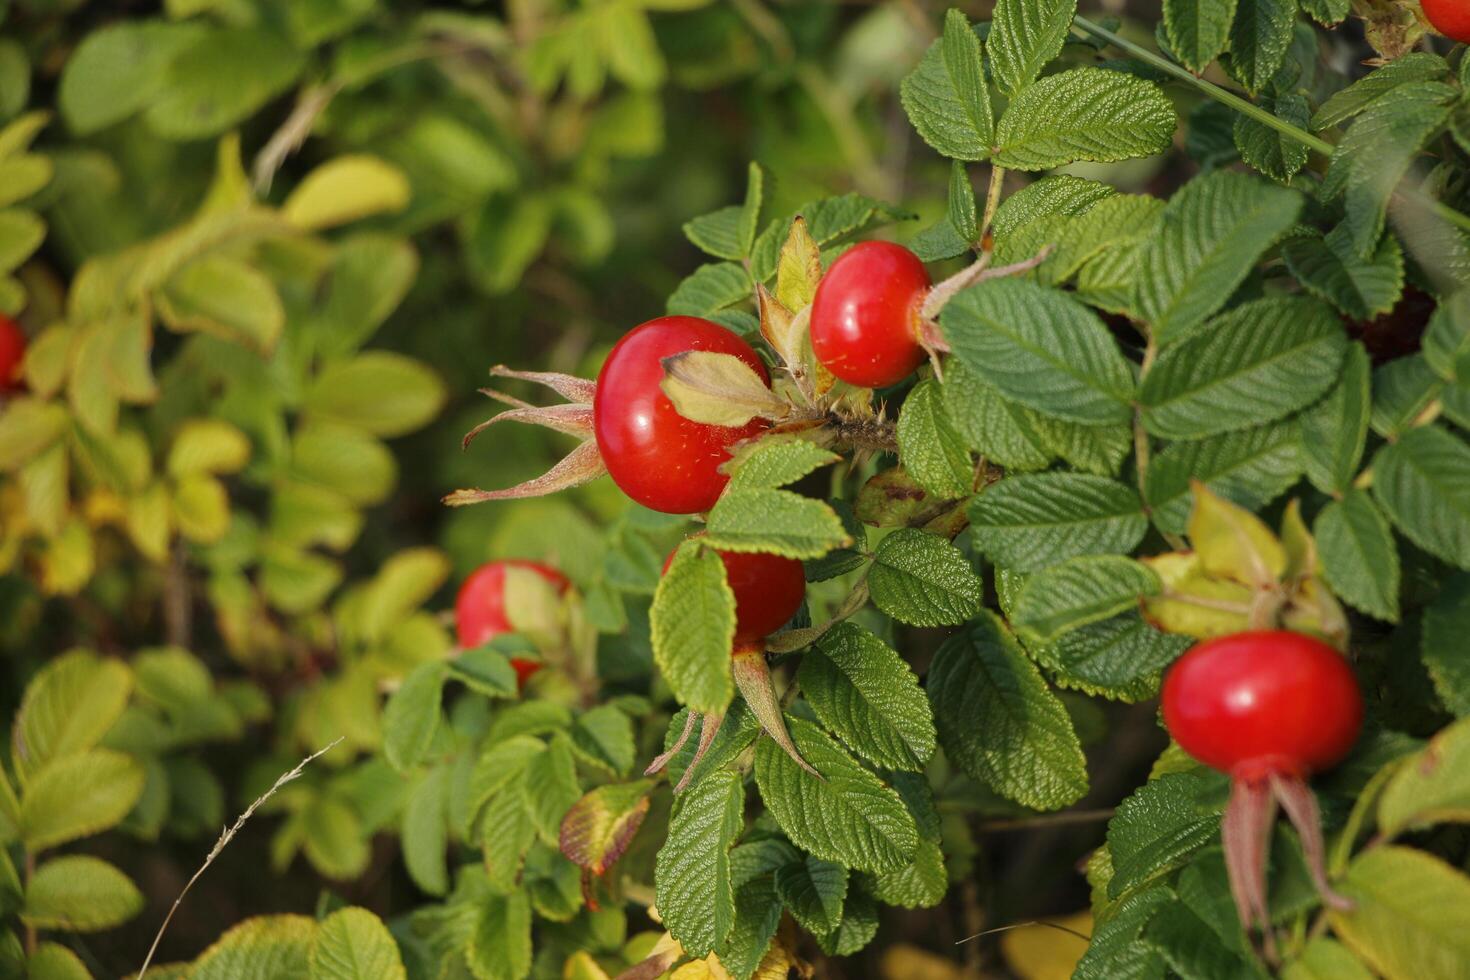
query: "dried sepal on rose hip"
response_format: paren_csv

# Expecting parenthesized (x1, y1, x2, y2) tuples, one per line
(454, 559, 572, 686)
(644, 537, 815, 790)
(1162, 630, 1363, 960)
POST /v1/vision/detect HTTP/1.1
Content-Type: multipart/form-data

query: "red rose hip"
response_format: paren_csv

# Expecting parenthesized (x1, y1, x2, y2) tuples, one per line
(662, 542, 806, 643)
(810, 241, 931, 388)
(594, 316, 770, 514)
(0, 313, 26, 393)
(1423, 0, 1470, 43)
(455, 560, 570, 685)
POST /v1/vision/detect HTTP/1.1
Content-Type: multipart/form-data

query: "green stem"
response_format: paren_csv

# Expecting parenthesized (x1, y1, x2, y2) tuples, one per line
(1071, 14, 1470, 237)
(980, 164, 1007, 242)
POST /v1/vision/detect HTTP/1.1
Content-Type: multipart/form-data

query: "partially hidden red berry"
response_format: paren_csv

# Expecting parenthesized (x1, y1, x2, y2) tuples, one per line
(663, 541, 805, 644)
(1162, 630, 1363, 781)
(1424, 0, 1470, 44)
(0, 313, 26, 393)
(810, 241, 931, 389)
(455, 560, 570, 685)
(594, 316, 770, 515)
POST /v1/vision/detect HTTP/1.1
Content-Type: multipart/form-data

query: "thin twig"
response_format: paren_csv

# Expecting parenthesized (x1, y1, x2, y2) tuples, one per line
(956, 918, 1093, 944)
(135, 738, 344, 980)
(976, 807, 1116, 832)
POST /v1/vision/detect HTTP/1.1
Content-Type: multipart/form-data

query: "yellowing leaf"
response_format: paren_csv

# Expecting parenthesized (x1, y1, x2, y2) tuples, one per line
(1140, 552, 1253, 639)
(775, 216, 821, 313)
(1187, 482, 1284, 588)
(283, 155, 411, 231)
(660, 350, 787, 427)
(1001, 912, 1093, 980)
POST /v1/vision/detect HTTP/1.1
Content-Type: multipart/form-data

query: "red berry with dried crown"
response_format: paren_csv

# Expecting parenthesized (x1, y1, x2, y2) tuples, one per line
(0, 313, 26, 393)
(1162, 630, 1363, 957)
(810, 241, 932, 388)
(455, 560, 570, 685)
(1423, 0, 1470, 44)
(594, 316, 771, 514)
(662, 541, 805, 644)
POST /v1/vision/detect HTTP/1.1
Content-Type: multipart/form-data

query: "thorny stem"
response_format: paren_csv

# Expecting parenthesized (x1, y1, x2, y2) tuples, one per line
(1071, 14, 1470, 237)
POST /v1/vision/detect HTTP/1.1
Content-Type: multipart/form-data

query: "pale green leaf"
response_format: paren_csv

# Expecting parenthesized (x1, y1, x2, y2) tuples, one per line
(305, 352, 446, 438)
(1329, 847, 1470, 980)
(189, 914, 317, 980)
(650, 545, 736, 715)
(310, 907, 406, 980)
(1377, 718, 1470, 836)
(22, 856, 142, 932)
(145, 28, 306, 140)
(382, 661, 445, 773)
(19, 749, 145, 851)
(704, 489, 850, 559)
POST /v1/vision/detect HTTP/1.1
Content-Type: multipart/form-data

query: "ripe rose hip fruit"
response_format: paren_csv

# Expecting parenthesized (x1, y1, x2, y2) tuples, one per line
(1162, 631, 1363, 957)
(1423, 0, 1470, 43)
(662, 541, 806, 643)
(810, 241, 932, 388)
(0, 313, 26, 393)
(594, 316, 770, 514)
(455, 560, 570, 685)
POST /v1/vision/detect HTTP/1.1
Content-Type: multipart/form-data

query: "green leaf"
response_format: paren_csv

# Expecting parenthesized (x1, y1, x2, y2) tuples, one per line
(310, 907, 406, 980)
(797, 622, 936, 771)
(22, 856, 141, 932)
(1372, 426, 1470, 569)
(190, 914, 316, 980)
(145, 28, 306, 140)
(1143, 421, 1302, 535)
(382, 661, 446, 773)
(988, 0, 1077, 96)
(992, 175, 1115, 240)
(720, 866, 783, 979)
(868, 528, 984, 627)
(445, 647, 518, 700)
(1164, 0, 1237, 73)
(704, 489, 850, 559)
(1329, 847, 1470, 980)
(941, 359, 1052, 471)
(1140, 296, 1346, 440)
(684, 206, 746, 261)
(19, 749, 145, 851)
(58, 20, 207, 134)
(1030, 194, 1165, 287)
(1372, 356, 1444, 439)
(465, 194, 551, 294)
(754, 716, 918, 873)
(1074, 885, 1172, 980)
(157, 254, 285, 353)
(738, 162, 767, 256)
(1316, 491, 1400, 622)
(1423, 574, 1470, 717)
(402, 768, 449, 897)
(316, 234, 418, 360)
(25, 943, 93, 980)
(1312, 53, 1450, 131)
(570, 704, 636, 776)
(301, 794, 370, 881)
(1234, 93, 1311, 181)
(465, 891, 532, 980)
(465, 735, 542, 838)
(283, 156, 410, 231)
(306, 352, 445, 438)
(1013, 555, 1161, 644)
(0, 207, 44, 273)
(1107, 771, 1227, 898)
(11, 650, 131, 781)
(815, 886, 881, 956)
(1142, 898, 1258, 979)
(1282, 938, 1375, 980)
(947, 160, 978, 243)
(666, 261, 750, 317)
(1376, 718, 1470, 836)
(899, 14, 993, 162)
(1133, 170, 1303, 344)
(942, 278, 1134, 425)
(650, 545, 736, 715)
(896, 379, 971, 499)
(776, 854, 849, 935)
(520, 735, 581, 847)
(1424, 292, 1470, 382)
(661, 707, 759, 791)
(993, 68, 1176, 171)
(1283, 228, 1404, 321)
(1301, 343, 1371, 495)
(1032, 613, 1191, 703)
(969, 473, 1147, 571)
(727, 438, 841, 492)
(0, 399, 69, 473)
(871, 836, 947, 909)
(928, 612, 1088, 810)
(1225, 0, 1296, 93)
(654, 769, 743, 957)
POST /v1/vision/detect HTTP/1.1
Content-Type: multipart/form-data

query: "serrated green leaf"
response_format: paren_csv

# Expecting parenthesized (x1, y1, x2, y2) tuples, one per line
(1282, 938, 1374, 980)
(305, 352, 445, 438)
(666, 261, 750, 316)
(1142, 898, 1259, 979)
(815, 886, 881, 956)
(1032, 194, 1165, 287)
(928, 612, 1088, 810)
(558, 779, 652, 879)
(705, 489, 850, 559)
(775, 854, 848, 935)
(1424, 292, 1470, 382)
(1032, 613, 1191, 703)
(947, 160, 978, 242)
(1164, 0, 1237, 74)
(1134, 171, 1303, 344)
(992, 175, 1116, 240)
(649, 545, 735, 715)
(989, 0, 1077, 96)
(868, 528, 984, 627)
(896, 379, 972, 499)
(401, 768, 449, 898)
(521, 735, 580, 847)
(871, 836, 947, 909)
(1328, 847, 1470, 980)
(1140, 296, 1346, 440)
(1312, 53, 1449, 131)
(465, 891, 532, 980)
(797, 622, 936, 771)
(942, 278, 1134, 424)
(1031, 415, 1132, 478)
(970, 473, 1147, 571)
(1377, 718, 1470, 836)
(1316, 490, 1400, 622)
(382, 661, 445, 773)
(1143, 421, 1302, 534)
(1372, 426, 1470, 570)
(899, 15, 992, 161)
(22, 856, 141, 932)
(940, 359, 1052, 471)
(58, 20, 208, 134)
(727, 438, 840, 492)
(1234, 93, 1310, 180)
(993, 68, 1175, 171)
(11, 650, 131, 781)
(654, 769, 743, 957)
(19, 749, 145, 851)
(1284, 228, 1404, 321)
(684, 205, 746, 261)
(1423, 574, 1470, 717)
(145, 28, 306, 140)
(1013, 556, 1161, 644)
(1301, 343, 1371, 495)
(753, 716, 918, 873)
(1226, 0, 1296, 93)
(310, 907, 406, 980)
(570, 704, 636, 776)
(1107, 771, 1227, 898)
(190, 915, 316, 980)
(1073, 885, 1172, 980)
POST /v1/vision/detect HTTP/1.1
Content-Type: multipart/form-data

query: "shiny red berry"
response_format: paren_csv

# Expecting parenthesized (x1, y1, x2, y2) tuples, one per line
(594, 316, 770, 515)
(1162, 631, 1363, 781)
(1424, 0, 1470, 43)
(663, 542, 805, 644)
(455, 560, 569, 685)
(810, 241, 931, 388)
(0, 314, 26, 393)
